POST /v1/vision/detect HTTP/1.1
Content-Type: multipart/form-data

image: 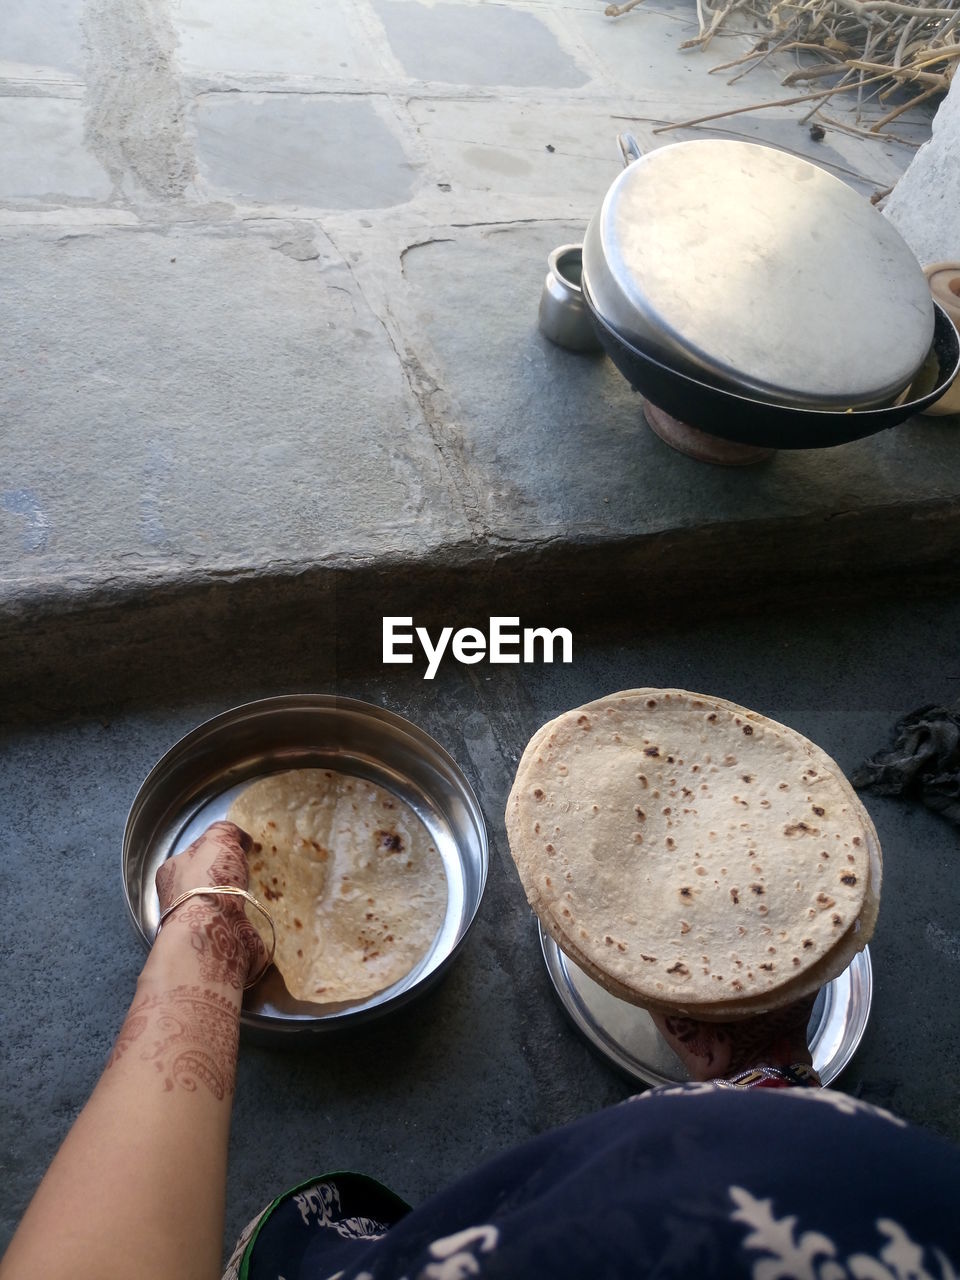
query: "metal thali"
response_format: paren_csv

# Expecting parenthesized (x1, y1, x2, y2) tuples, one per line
(123, 695, 488, 1042)
(539, 923, 872, 1088)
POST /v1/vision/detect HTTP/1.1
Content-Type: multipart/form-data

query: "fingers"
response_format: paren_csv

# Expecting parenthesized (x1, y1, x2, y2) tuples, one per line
(192, 820, 253, 857)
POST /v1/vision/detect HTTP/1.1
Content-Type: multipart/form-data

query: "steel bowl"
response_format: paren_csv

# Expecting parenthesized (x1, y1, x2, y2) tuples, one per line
(123, 695, 489, 1043)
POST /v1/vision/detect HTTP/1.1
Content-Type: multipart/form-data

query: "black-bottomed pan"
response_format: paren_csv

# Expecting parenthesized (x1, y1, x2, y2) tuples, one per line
(584, 284, 960, 450)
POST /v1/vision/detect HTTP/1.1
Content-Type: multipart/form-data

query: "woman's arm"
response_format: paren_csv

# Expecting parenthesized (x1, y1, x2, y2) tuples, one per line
(0, 821, 266, 1280)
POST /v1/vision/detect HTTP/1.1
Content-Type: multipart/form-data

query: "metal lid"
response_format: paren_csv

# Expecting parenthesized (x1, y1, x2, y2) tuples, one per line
(598, 140, 935, 408)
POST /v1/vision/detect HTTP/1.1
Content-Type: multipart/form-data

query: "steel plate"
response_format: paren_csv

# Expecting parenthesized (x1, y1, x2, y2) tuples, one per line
(123, 695, 488, 1042)
(540, 924, 872, 1087)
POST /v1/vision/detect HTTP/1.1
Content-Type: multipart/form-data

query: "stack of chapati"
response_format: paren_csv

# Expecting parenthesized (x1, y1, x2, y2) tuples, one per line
(506, 690, 880, 1019)
(228, 768, 447, 1004)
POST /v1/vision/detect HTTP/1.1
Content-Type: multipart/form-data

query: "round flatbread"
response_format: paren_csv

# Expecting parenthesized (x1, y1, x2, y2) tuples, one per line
(228, 768, 447, 1004)
(506, 689, 879, 1018)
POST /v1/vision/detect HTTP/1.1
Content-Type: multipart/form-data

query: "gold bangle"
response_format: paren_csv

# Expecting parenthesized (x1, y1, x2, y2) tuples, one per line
(156, 886, 277, 990)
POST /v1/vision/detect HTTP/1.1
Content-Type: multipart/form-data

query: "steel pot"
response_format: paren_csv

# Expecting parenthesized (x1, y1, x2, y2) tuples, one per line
(581, 135, 936, 411)
(583, 281, 959, 450)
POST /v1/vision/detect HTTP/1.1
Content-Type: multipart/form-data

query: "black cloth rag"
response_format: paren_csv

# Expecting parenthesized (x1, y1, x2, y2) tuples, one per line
(852, 703, 960, 826)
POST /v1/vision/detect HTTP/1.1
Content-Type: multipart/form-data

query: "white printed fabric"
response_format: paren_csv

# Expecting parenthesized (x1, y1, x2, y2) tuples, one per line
(227, 1085, 959, 1280)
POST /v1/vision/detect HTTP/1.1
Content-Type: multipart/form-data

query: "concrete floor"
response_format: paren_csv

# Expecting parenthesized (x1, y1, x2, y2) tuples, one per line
(2, 0, 957, 701)
(3, 591, 960, 1258)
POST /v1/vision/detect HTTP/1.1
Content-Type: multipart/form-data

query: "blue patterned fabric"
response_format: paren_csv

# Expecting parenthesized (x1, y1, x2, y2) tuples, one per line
(225, 1084, 960, 1280)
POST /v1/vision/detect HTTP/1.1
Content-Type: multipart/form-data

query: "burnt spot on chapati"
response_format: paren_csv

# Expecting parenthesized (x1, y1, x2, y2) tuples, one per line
(259, 876, 284, 901)
(840, 873, 858, 886)
(376, 829, 404, 853)
(577, 715, 592, 730)
(666, 962, 690, 977)
(533, 788, 545, 801)
(783, 821, 819, 837)
(644, 746, 660, 758)
(742, 725, 754, 735)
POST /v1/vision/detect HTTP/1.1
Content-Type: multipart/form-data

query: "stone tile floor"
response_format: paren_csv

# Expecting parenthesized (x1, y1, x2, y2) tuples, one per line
(1, 0, 953, 676)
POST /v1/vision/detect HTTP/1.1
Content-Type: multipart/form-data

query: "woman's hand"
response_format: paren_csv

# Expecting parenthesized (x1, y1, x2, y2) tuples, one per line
(155, 820, 267, 990)
(650, 994, 817, 1082)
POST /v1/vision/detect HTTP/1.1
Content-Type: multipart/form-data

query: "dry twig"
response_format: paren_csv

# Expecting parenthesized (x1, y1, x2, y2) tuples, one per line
(607, 0, 959, 135)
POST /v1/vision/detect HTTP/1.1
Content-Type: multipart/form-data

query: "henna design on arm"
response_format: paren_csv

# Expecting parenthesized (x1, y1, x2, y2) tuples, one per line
(107, 986, 240, 1100)
(661, 1017, 730, 1071)
(179, 902, 261, 989)
(722, 999, 815, 1074)
(654, 996, 816, 1081)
